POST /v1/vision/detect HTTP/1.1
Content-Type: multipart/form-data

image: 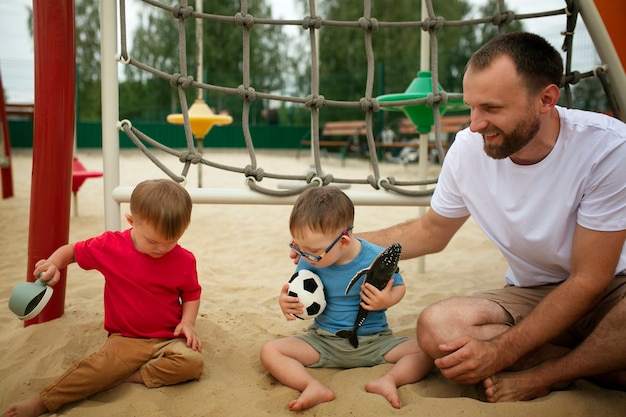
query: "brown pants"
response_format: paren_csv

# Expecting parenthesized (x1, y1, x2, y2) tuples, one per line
(40, 334, 204, 412)
(472, 276, 626, 347)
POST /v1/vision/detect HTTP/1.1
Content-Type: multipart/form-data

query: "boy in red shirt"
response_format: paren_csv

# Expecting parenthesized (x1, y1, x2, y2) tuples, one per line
(8, 179, 203, 417)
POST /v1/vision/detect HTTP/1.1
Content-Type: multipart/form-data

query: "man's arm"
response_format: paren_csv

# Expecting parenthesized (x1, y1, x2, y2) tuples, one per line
(358, 208, 469, 260)
(436, 225, 626, 383)
(494, 225, 626, 365)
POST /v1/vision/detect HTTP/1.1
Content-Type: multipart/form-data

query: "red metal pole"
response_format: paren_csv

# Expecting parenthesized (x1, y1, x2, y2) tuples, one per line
(0, 70, 14, 199)
(25, 0, 75, 326)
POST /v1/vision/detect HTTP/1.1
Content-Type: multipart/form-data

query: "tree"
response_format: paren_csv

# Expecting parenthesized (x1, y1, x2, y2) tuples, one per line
(293, 0, 476, 124)
(561, 76, 609, 112)
(75, 0, 103, 121)
(120, 0, 292, 123)
(282, 0, 533, 126)
(438, 0, 524, 95)
(25, 0, 104, 121)
(273, 1, 476, 126)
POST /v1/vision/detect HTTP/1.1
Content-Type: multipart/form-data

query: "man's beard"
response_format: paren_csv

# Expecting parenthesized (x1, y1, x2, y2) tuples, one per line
(482, 115, 540, 160)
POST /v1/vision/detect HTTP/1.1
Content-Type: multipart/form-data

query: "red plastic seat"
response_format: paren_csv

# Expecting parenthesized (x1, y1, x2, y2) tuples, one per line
(71, 157, 102, 215)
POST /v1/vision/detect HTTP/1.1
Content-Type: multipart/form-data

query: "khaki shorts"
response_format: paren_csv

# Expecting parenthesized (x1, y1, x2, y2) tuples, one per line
(295, 325, 409, 369)
(472, 276, 626, 347)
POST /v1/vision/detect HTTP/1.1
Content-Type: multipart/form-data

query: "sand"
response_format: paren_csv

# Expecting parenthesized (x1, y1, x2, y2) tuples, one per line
(1, 148, 624, 416)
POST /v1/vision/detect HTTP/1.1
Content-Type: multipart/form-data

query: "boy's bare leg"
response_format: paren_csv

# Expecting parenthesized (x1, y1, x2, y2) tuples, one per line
(365, 340, 434, 409)
(6, 395, 47, 417)
(260, 337, 335, 411)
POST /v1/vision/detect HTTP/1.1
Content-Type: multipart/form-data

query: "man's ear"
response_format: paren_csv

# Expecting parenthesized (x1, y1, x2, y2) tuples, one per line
(540, 84, 560, 113)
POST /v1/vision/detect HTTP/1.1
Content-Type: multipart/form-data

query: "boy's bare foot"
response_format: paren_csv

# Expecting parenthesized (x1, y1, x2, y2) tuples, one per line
(125, 370, 144, 384)
(287, 380, 335, 411)
(483, 370, 552, 402)
(366, 374, 402, 409)
(7, 395, 48, 417)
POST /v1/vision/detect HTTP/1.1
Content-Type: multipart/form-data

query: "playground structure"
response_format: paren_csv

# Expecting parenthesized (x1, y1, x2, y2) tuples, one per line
(0, 71, 13, 200)
(8, 0, 625, 325)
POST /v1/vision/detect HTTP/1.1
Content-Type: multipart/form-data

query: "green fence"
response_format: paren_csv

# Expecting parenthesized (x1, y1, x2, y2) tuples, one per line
(7, 120, 309, 149)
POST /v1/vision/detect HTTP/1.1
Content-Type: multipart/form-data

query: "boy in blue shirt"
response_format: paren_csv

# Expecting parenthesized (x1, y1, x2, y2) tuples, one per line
(260, 187, 432, 411)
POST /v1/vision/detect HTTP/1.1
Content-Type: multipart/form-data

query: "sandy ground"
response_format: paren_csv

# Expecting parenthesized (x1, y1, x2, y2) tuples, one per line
(1, 147, 624, 416)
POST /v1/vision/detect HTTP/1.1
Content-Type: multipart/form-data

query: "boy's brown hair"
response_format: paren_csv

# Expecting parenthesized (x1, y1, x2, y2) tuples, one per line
(289, 187, 354, 237)
(130, 179, 192, 240)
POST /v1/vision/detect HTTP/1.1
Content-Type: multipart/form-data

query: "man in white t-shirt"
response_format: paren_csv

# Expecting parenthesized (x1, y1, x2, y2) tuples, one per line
(350, 32, 626, 402)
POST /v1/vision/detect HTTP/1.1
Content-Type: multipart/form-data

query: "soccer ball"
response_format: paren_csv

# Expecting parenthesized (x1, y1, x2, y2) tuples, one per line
(288, 269, 326, 320)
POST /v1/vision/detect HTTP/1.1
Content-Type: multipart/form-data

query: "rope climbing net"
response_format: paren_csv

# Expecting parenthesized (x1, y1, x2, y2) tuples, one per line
(104, 0, 624, 226)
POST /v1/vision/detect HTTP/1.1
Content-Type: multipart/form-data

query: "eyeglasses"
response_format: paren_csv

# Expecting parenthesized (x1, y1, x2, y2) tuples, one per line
(289, 226, 354, 263)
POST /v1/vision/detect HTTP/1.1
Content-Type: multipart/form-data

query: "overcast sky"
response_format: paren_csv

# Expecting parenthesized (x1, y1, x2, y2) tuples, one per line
(0, 0, 595, 103)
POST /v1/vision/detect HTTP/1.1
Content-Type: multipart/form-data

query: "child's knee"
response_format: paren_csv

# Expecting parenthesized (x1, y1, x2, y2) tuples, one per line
(259, 340, 279, 364)
(171, 347, 204, 376)
(143, 344, 205, 387)
(189, 350, 204, 370)
(182, 350, 204, 380)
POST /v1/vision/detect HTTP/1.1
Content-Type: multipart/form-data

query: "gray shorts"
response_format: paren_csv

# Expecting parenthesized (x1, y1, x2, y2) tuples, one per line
(294, 325, 409, 368)
(471, 276, 626, 347)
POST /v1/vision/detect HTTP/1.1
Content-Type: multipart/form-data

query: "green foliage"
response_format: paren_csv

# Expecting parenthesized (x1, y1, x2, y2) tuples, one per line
(283, 0, 539, 126)
(75, 0, 103, 120)
(58, 0, 610, 124)
(291, 0, 476, 124)
(559, 77, 609, 112)
(120, 0, 292, 124)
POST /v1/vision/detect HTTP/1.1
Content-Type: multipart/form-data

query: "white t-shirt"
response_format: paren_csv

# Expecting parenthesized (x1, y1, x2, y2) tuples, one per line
(431, 106, 626, 286)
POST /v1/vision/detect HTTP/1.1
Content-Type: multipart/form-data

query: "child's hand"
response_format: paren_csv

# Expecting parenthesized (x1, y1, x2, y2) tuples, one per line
(289, 248, 301, 265)
(174, 322, 202, 352)
(359, 279, 395, 311)
(279, 283, 303, 320)
(33, 260, 61, 286)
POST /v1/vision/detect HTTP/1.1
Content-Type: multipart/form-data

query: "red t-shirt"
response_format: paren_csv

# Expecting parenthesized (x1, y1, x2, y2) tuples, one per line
(74, 229, 201, 338)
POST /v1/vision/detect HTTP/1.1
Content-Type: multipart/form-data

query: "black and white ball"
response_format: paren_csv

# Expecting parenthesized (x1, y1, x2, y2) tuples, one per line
(288, 269, 326, 320)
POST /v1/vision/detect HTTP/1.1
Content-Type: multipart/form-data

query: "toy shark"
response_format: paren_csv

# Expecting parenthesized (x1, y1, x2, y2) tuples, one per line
(336, 243, 402, 348)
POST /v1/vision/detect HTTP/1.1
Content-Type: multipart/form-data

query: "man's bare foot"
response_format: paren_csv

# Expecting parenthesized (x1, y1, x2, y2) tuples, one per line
(125, 370, 144, 384)
(365, 375, 402, 409)
(483, 370, 552, 402)
(287, 380, 335, 411)
(7, 395, 48, 417)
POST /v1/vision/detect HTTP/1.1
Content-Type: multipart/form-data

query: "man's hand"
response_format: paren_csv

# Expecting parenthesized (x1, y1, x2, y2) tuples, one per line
(434, 336, 509, 384)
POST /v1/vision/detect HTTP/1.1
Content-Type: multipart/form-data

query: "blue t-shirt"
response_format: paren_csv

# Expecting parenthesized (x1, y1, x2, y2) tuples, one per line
(295, 238, 404, 335)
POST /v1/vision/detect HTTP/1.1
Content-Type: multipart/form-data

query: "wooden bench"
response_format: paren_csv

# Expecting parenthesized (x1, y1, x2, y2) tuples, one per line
(379, 115, 469, 162)
(322, 120, 367, 137)
(297, 121, 367, 165)
(393, 115, 469, 149)
(297, 116, 469, 163)
(397, 115, 469, 136)
(5, 103, 35, 119)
